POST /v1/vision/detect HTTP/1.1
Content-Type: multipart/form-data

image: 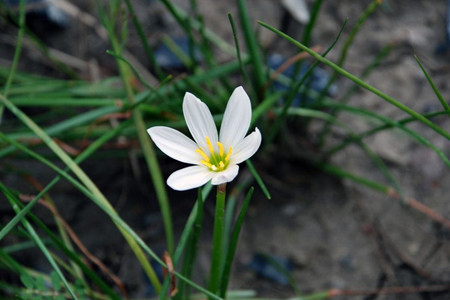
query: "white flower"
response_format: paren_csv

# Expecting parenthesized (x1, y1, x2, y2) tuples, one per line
(147, 86, 262, 191)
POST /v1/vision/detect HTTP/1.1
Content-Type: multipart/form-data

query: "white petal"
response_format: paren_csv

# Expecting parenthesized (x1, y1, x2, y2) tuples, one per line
(167, 166, 213, 191)
(230, 128, 262, 164)
(219, 86, 252, 148)
(183, 92, 218, 152)
(211, 165, 239, 185)
(147, 126, 200, 164)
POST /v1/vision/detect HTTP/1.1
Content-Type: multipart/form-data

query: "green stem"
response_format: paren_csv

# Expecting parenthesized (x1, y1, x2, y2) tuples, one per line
(208, 183, 227, 298)
(107, 15, 174, 255)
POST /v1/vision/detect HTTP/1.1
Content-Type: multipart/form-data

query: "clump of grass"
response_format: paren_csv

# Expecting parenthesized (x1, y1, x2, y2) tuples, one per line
(0, 0, 449, 299)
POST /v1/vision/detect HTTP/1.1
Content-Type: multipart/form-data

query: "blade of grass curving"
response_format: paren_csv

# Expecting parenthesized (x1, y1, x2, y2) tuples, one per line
(317, 0, 381, 104)
(317, 42, 393, 145)
(0, 94, 162, 292)
(1, 200, 120, 299)
(320, 103, 450, 167)
(267, 19, 348, 144)
(284, 107, 405, 199)
(1, 184, 78, 299)
(0, 121, 133, 240)
(238, 0, 266, 98)
(0, 150, 128, 299)
(245, 160, 270, 199)
(338, 43, 393, 104)
(219, 187, 254, 298)
(2, 118, 135, 297)
(228, 13, 251, 87)
(414, 55, 450, 111)
(123, 0, 165, 79)
(107, 19, 174, 255)
(258, 21, 450, 140)
(5, 105, 120, 141)
(0, 0, 25, 124)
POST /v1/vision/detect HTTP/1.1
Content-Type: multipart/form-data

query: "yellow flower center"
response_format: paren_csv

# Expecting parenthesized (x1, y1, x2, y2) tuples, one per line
(195, 136, 232, 172)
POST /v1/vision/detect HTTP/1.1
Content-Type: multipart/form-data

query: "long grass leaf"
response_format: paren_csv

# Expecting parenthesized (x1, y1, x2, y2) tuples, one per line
(0, 0, 25, 124)
(237, 0, 266, 98)
(219, 187, 254, 298)
(107, 23, 175, 255)
(228, 13, 251, 87)
(245, 160, 271, 199)
(414, 55, 450, 112)
(258, 21, 450, 140)
(1, 184, 79, 299)
(0, 94, 162, 293)
(320, 103, 450, 167)
(267, 19, 348, 144)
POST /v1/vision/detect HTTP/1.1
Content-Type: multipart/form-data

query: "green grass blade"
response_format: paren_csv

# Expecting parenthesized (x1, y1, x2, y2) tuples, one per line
(178, 188, 204, 299)
(219, 187, 254, 298)
(1, 184, 79, 299)
(237, 0, 266, 98)
(1, 200, 120, 299)
(284, 107, 405, 199)
(158, 0, 237, 58)
(0, 119, 134, 240)
(228, 13, 251, 87)
(301, 0, 324, 46)
(107, 22, 175, 255)
(320, 103, 450, 167)
(414, 55, 450, 112)
(317, 42, 393, 145)
(0, 0, 25, 124)
(245, 160, 271, 199)
(258, 21, 450, 140)
(267, 18, 348, 144)
(123, 0, 165, 79)
(314, 162, 389, 193)
(208, 186, 227, 298)
(159, 182, 212, 299)
(0, 94, 162, 293)
(317, 0, 381, 103)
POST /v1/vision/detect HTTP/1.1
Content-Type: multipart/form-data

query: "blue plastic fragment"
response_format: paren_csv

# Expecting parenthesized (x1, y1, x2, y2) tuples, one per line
(248, 252, 294, 285)
(268, 53, 337, 106)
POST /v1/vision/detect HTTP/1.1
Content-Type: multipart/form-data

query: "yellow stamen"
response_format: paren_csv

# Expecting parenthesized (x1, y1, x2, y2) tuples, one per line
(217, 142, 224, 157)
(219, 161, 225, 169)
(200, 160, 213, 168)
(224, 146, 233, 161)
(196, 149, 210, 162)
(206, 136, 214, 154)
